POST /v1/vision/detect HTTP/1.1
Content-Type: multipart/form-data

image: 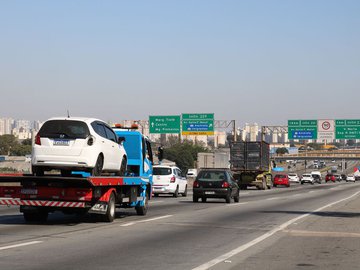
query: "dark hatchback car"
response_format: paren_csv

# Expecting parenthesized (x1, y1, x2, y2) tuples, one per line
(193, 169, 240, 203)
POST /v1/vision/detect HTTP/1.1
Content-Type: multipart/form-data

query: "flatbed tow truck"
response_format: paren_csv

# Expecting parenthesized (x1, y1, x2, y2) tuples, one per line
(0, 127, 153, 223)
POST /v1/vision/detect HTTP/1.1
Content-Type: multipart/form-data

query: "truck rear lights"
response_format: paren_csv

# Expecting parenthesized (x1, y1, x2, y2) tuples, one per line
(170, 176, 176, 183)
(193, 181, 200, 188)
(222, 182, 230, 188)
(35, 133, 41, 145)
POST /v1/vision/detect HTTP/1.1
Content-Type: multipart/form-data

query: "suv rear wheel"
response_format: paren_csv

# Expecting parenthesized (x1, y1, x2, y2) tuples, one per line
(91, 155, 103, 176)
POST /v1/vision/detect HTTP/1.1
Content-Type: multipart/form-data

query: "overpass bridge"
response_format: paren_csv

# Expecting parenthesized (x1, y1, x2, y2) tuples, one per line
(272, 150, 360, 161)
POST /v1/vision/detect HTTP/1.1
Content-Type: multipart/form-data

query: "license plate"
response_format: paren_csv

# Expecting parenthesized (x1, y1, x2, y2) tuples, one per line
(21, 189, 38, 195)
(205, 191, 215, 195)
(53, 139, 70, 146)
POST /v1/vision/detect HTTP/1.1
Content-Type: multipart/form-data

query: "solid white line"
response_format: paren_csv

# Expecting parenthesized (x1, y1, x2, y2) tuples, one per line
(0, 241, 42, 251)
(120, 215, 173, 227)
(192, 191, 360, 270)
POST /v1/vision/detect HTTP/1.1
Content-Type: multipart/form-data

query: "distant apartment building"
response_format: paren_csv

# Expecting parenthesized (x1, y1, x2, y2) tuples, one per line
(0, 118, 14, 135)
(14, 120, 32, 132)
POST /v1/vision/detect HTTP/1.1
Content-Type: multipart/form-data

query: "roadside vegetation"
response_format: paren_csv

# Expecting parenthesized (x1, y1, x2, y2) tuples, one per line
(0, 135, 32, 156)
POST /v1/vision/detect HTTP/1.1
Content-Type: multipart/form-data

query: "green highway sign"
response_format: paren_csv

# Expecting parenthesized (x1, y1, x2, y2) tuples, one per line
(335, 119, 360, 139)
(182, 113, 214, 135)
(288, 119, 317, 140)
(149, 115, 181, 134)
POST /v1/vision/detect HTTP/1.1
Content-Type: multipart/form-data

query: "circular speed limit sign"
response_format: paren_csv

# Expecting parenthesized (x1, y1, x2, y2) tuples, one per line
(322, 121, 331, 130)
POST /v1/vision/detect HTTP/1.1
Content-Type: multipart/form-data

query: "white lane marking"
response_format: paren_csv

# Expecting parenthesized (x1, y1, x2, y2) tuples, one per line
(266, 197, 280, 201)
(241, 192, 250, 195)
(120, 215, 173, 227)
(226, 202, 249, 207)
(309, 191, 316, 193)
(192, 191, 360, 270)
(0, 241, 42, 251)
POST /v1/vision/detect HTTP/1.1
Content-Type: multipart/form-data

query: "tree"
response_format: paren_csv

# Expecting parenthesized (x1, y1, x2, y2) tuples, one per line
(10, 144, 32, 156)
(22, 139, 32, 146)
(163, 141, 208, 172)
(0, 135, 18, 155)
(276, 147, 289, 155)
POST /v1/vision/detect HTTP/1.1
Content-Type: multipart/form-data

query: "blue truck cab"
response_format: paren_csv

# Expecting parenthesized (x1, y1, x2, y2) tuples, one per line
(113, 128, 153, 180)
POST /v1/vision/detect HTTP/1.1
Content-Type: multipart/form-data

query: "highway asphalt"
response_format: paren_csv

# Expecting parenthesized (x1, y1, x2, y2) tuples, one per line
(1, 181, 360, 270)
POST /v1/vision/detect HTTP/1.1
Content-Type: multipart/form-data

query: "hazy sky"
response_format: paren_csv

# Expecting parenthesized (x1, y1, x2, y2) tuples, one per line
(1, 1, 359, 126)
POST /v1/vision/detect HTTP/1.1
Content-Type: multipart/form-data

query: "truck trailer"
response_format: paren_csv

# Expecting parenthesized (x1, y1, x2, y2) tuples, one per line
(229, 141, 272, 190)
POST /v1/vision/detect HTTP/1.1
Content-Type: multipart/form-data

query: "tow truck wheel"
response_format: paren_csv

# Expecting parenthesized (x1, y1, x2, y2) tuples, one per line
(103, 192, 116, 222)
(23, 211, 48, 223)
(136, 192, 149, 216)
(91, 155, 103, 176)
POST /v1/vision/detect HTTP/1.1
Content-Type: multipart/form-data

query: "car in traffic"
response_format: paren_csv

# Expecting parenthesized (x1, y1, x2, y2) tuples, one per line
(334, 174, 342, 182)
(31, 117, 127, 177)
(311, 171, 322, 184)
(152, 165, 188, 197)
(325, 174, 336, 183)
(273, 174, 290, 187)
(193, 168, 239, 203)
(346, 174, 356, 182)
(301, 174, 314, 185)
(288, 173, 300, 184)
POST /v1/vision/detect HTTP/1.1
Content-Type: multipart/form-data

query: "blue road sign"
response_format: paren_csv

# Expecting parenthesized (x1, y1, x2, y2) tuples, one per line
(292, 130, 314, 139)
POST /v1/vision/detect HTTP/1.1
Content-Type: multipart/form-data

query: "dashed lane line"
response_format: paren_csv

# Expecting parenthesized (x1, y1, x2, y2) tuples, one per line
(120, 215, 173, 227)
(0, 241, 42, 251)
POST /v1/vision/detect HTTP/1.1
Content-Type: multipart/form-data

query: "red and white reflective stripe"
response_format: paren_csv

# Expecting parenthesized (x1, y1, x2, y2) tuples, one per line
(0, 198, 85, 208)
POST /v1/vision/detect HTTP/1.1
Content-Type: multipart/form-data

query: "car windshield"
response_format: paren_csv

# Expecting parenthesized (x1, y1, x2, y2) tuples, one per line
(39, 120, 90, 139)
(275, 175, 287, 178)
(153, 167, 172, 175)
(197, 171, 227, 181)
(288, 174, 296, 177)
(303, 174, 311, 177)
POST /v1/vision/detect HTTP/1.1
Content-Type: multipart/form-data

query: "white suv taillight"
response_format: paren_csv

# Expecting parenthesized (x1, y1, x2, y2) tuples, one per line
(35, 133, 41, 145)
(170, 176, 176, 183)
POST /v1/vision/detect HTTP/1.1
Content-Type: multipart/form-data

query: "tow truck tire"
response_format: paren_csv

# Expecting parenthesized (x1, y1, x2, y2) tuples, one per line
(23, 211, 48, 223)
(103, 192, 116, 222)
(135, 192, 149, 216)
(91, 155, 103, 176)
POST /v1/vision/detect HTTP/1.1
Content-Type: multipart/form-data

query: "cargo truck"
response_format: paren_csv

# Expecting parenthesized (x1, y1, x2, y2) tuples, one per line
(229, 141, 272, 190)
(0, 127, 153, 223)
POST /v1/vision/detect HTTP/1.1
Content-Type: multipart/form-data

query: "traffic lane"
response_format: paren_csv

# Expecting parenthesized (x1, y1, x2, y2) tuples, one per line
(0, 181, 355, 247)
(212, 187, 360, 270)
(1, 184, 360, 270)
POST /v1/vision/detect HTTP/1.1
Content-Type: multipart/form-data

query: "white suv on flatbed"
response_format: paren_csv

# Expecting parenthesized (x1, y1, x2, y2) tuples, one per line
(32, 117, 127, 176)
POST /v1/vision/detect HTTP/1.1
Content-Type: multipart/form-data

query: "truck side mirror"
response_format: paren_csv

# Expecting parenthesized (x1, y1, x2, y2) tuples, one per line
(118, 137, 126, 144)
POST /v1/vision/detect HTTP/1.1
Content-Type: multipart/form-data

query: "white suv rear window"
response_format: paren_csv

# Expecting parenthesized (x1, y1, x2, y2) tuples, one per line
(39, 120, 90, 139)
